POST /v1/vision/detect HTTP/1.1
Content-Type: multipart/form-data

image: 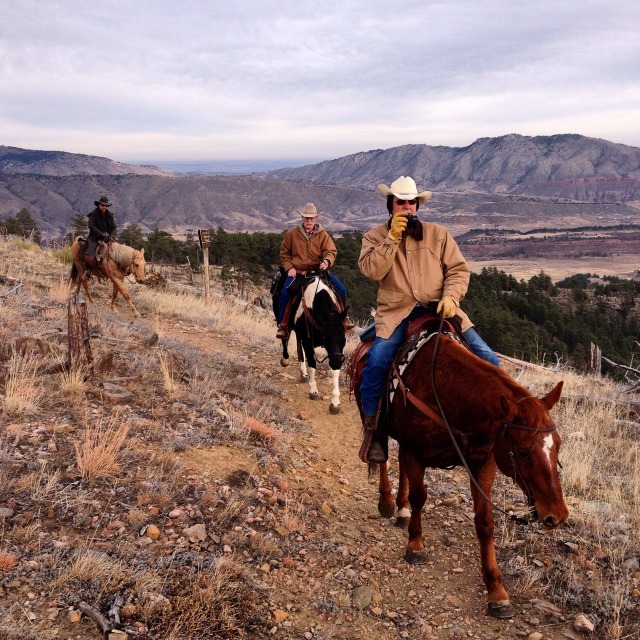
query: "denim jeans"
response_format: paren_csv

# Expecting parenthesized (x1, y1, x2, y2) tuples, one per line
(278, 273, 347, 321)
(359, 306, 499, 416)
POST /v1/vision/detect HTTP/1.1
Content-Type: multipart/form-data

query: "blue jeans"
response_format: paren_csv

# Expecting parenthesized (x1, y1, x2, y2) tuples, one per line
(359, 306, 499, 416)
(278, 273, 347, 322)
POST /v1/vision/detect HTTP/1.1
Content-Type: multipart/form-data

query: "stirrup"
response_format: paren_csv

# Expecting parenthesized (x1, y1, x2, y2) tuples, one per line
(276, 325, 289, 340)
(367, 440, 387, 463)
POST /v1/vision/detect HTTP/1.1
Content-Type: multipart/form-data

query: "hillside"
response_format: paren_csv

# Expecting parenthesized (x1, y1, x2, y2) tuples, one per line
(267, 134, 640, 201)
(0, 236, 638, 639)
(1, 135, 640, 239)
(0, 146, 171, 178)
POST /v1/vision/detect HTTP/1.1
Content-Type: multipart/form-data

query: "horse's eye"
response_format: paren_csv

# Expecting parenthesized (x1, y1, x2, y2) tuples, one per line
(518, 449, 532, 461)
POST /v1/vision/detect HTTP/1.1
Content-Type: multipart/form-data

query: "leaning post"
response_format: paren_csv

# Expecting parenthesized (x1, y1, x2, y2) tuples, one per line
(198, 229, 212, 305)
(67, 293, 94, 375)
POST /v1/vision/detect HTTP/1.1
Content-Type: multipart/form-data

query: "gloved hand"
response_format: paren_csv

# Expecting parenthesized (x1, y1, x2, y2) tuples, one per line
(101, 233, 110, 241)
(437, 295, 459, 318)
(388, 212, 408, 240)
(319, 259, 329, 270)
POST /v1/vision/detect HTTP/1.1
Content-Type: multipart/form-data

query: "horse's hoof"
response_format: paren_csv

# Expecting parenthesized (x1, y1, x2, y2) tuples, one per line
(329, 404, 341, 414)
(378, 503, 395, 519)
(394, 516, 410, 530)
(405, 549, 427, 565)
(487, 601, 516, 619)
(280, 358, 289, 367)
(300, 374, 309, 382)
(309, 392, 321, 400)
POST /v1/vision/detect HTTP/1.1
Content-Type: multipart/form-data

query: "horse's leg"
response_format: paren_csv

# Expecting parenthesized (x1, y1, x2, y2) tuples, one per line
(280, 336, 290, 367)
(304, 336, 320, 399)
(400, 448, 428, 564)
(469, 458, 515, 619)
(328, 366, 341, 414)
(111, 278, 140, 317)
(377, 460, 395, 518)
(394, 455, 411, 529)
(296, 333, 308, 381)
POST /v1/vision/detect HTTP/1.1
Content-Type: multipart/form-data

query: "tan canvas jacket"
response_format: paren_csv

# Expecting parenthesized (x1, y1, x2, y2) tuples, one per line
(280, 225, 337, 272)
(358, 221, 473, 338)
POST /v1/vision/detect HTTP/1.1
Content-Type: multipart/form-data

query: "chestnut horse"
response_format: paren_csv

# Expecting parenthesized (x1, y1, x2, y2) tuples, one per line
(70, 239, 146, 317)
(278, 274, 347, 414)
(349, 331, 568, 619)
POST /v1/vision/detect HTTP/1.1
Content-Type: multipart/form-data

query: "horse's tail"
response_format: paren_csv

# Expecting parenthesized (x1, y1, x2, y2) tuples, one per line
(70, 262, 79, 283)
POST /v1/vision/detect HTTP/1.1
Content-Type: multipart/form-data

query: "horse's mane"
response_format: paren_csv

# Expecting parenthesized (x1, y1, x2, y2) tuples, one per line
(109, 242, 138, 266)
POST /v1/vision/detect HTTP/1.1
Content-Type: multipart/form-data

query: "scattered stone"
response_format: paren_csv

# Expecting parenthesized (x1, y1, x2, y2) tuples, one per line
(352, 585, 375, 610)
(0, 508, 14, 519)
(573, 614, 595, 632)
(320, 502, 332, 516)
(273, 609, 288, 622)
(183, 523, 207, 542)
(528, 633, 543, 640)
(168, 508, 183, 519)
(447, 595, 462, 607)
(145, 524, 160, 540)
(67, 609, 82, 623)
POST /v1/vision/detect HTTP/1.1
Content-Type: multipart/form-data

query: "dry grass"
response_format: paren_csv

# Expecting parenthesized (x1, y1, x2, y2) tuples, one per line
(158, 350, 179, 395)
(156, 559, 261, 639)
(244, 415, 283, 449)
(52, 549, 128, 591)
(2, 353, 45, 416)
(0, 553, 17, 573)
(74, 412, 131, 481)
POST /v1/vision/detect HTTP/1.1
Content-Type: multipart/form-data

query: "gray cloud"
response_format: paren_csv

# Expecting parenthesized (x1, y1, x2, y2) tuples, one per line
(1, 0, 638, 163)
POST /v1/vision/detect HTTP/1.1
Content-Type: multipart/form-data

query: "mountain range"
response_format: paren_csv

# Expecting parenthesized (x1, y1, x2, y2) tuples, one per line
(1, 134, 639, 239)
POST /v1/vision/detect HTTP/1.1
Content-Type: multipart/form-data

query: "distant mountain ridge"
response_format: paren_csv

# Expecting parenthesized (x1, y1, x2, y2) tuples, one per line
(267, 134, 640, 201)
(0, 145, 171, 177)
(1, 134, 639, 239)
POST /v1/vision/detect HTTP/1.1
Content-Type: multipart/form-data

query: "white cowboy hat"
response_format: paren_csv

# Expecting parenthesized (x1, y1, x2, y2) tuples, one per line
(377, 176, 432, 204)
(297, 203, 318, 217)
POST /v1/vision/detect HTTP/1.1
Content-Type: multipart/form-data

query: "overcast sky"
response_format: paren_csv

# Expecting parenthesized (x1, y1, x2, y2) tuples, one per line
(2, 0, 639, 165)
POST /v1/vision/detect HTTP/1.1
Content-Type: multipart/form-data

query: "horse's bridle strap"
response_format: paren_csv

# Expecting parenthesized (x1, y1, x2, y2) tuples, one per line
(391, 361, 447, 429)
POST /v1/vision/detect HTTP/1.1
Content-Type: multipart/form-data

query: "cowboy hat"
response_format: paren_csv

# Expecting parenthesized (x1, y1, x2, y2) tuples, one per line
(297, 203, 318, 217)
(94, 196, 113, 208)
(377, 176, 432, 204)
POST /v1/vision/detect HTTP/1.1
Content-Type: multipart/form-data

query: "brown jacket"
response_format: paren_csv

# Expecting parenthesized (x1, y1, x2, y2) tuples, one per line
(358, 220, 472, 338)
(280, 225, 337, 272)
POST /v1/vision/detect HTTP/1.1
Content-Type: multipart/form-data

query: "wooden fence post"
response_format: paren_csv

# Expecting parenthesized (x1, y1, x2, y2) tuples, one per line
(198, 230, 212, 305)
(588, 342, 602, 376)
(67, 294, 93, 374)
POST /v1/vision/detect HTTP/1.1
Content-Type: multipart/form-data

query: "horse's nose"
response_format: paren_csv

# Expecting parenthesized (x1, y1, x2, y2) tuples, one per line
(544, 515, 558, 528)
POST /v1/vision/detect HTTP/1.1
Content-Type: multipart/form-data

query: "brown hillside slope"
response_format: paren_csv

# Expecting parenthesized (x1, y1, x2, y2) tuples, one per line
(0, 238, 638, 639)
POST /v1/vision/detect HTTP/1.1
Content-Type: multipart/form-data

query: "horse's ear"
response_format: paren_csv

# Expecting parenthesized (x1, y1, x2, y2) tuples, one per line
(541, 381, 563, 410)
(139, 248, 144, 256)
(499, 394, 517, 420)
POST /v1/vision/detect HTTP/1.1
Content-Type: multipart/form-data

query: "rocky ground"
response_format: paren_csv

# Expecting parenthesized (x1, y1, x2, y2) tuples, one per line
(0, 243, 637, 639)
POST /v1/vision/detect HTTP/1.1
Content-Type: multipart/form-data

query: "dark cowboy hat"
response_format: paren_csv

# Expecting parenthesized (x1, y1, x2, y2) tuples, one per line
(94, 196, 113, 208)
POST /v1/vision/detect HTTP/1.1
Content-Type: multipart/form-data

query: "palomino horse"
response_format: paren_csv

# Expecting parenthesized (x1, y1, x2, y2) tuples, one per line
(348, 329, 568, 619)
(70, 238, 146, 317)
(278, 273, 347, 414)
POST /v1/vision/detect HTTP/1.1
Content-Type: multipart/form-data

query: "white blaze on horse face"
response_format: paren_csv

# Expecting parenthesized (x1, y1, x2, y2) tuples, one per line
(542, 433, 554, 467)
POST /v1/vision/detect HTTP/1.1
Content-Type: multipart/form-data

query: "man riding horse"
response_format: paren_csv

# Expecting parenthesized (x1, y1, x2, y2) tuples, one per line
(357, 176, 499, 463)
(83, 195, 117, 280)
(276, 203, 352, 339)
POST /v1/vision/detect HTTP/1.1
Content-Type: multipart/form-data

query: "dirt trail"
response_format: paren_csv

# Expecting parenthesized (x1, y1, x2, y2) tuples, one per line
(192, 325, 573, 640)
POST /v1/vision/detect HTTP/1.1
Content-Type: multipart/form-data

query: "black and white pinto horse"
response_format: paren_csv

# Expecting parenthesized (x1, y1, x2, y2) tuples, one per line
(279, 275, 347, 414)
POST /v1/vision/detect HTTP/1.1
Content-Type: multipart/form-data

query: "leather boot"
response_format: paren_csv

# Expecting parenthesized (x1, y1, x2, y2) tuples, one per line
(276, 298, 294, 339)
(276, 324, 290, 340)
(362, 415, 387, 463)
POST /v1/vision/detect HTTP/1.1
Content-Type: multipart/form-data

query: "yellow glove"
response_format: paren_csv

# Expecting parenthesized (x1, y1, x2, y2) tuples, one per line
(437, 295, 459, 318)
(388, 212, 408, 240)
